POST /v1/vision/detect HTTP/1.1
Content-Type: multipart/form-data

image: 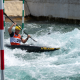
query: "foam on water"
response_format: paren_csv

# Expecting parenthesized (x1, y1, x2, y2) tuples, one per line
(4, 22, 80, 80)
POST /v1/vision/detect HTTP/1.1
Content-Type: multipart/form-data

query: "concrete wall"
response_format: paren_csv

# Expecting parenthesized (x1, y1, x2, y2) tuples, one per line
(25, 0, 80, 20)
(5, 1, 23, 16)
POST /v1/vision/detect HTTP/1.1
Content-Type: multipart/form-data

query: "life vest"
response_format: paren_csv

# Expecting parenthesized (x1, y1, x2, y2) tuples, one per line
(10, 33, 21, 45)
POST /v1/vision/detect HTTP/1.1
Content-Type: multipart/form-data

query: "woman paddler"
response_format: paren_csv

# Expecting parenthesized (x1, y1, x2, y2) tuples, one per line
(8, 23, 31, 45)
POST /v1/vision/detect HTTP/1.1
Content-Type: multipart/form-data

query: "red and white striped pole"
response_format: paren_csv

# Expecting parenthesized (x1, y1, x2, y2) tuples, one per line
(0, 0, 4, 80)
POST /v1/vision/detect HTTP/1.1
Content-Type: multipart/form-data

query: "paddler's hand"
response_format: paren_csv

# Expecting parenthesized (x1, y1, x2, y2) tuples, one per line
(27, 35, 31, 39)
(12, 22, 17, 26)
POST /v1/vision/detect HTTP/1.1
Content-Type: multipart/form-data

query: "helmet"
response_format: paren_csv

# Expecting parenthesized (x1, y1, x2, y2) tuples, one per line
(15, 26, 21, 30)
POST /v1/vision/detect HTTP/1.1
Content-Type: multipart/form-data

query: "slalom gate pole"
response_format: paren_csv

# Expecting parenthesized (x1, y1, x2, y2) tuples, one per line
(0, 0, 4, 80)
(22, 0, 24, 35)
(3, 0, 5, 33)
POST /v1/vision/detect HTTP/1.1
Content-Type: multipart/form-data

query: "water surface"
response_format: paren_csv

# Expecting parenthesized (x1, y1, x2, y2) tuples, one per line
(2, 21, 80, 80)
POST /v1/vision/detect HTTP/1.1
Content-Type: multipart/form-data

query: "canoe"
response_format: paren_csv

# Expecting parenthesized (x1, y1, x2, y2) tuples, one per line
(5, 44, 60, 52)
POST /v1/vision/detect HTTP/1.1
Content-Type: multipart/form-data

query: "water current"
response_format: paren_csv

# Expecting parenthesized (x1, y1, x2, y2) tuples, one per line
(1, 21, 80, 80)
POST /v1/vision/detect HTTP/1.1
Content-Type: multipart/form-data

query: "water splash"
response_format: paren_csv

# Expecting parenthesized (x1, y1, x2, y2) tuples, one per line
(4, 22, 80, 80)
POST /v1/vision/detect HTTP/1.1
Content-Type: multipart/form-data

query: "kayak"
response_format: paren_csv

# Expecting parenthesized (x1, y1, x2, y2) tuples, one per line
(5, 44, 60, 52)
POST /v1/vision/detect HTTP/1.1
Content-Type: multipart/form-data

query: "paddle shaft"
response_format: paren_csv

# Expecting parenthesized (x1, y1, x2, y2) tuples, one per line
(23, 31, 37, 42)
(4, 12, 37, 42)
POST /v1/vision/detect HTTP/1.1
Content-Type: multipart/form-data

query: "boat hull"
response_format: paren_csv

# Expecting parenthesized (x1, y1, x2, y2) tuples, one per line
(5, 44, 60, 52)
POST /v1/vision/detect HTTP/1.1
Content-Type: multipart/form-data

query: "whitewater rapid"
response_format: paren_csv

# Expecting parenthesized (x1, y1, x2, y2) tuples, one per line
(3, 22, 80, 80)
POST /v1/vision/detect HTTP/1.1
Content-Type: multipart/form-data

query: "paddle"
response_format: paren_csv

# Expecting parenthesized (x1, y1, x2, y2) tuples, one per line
(3, 12, 20, 28)
(4, 12, 37, 42)
(23, 31, 37, 42)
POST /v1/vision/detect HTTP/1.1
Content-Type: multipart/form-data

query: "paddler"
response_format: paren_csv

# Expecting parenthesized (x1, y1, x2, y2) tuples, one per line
(8, 23, 31, 45)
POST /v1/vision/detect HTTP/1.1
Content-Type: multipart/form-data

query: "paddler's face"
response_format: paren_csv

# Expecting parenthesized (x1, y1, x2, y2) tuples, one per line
(15, 29, 20, 34)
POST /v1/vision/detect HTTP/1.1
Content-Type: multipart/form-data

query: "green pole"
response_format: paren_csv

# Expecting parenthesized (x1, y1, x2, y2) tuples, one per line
(3, 0, 5, 33)
(22, 0, 24, 35)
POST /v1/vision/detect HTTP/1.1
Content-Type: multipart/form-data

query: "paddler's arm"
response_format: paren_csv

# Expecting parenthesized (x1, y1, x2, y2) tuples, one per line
(21, 35, 31, 43)
(8, 23, 17, 34)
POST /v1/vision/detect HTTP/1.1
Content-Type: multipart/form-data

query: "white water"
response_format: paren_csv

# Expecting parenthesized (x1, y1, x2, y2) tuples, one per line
(3, 22, 80, 80)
